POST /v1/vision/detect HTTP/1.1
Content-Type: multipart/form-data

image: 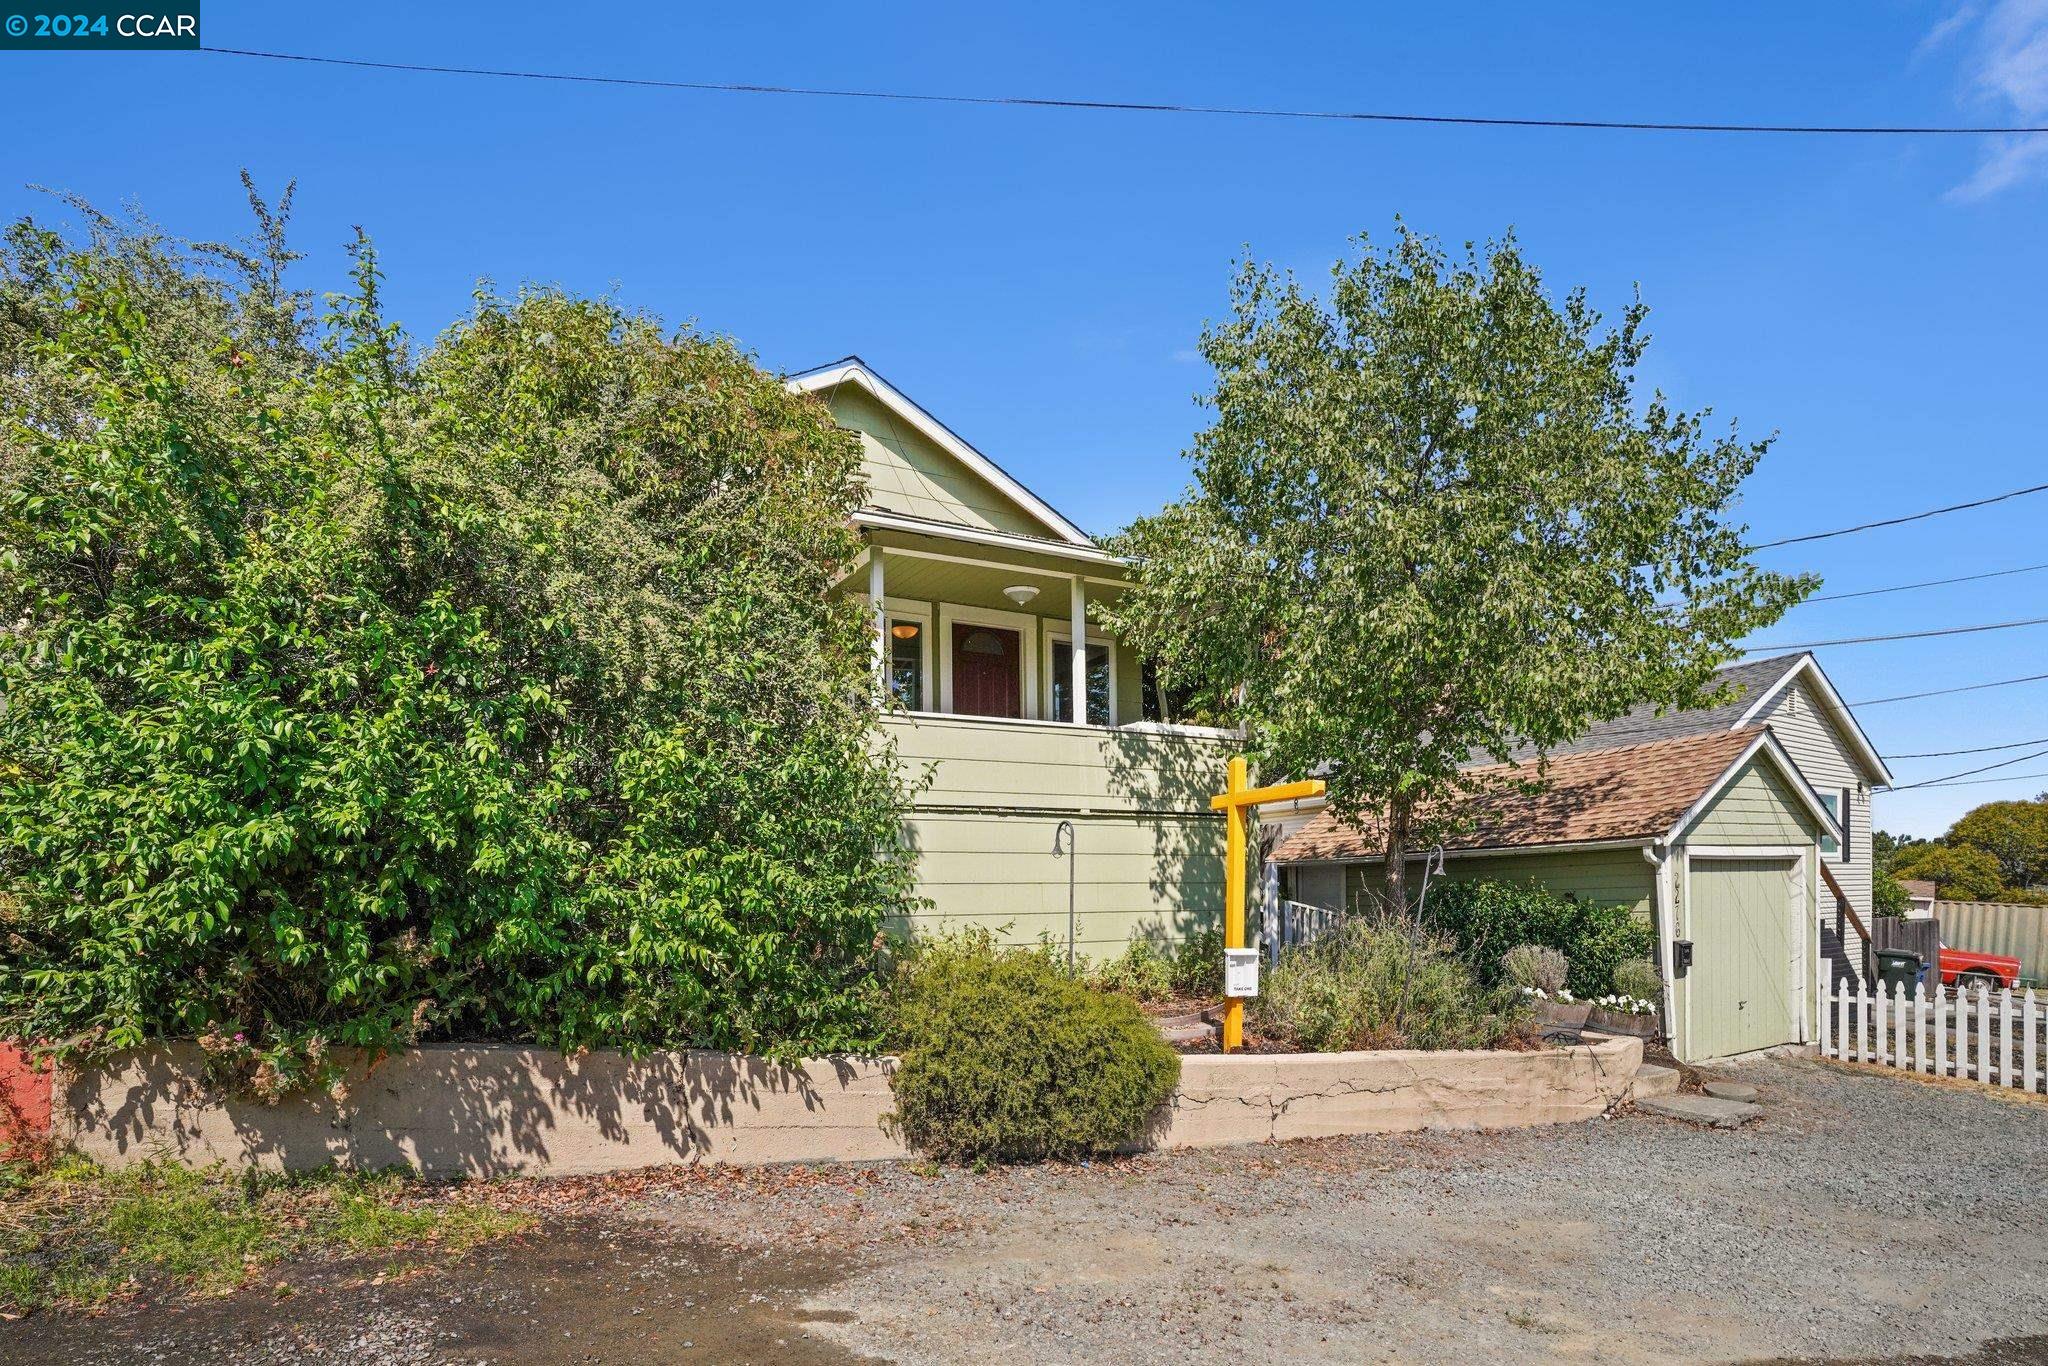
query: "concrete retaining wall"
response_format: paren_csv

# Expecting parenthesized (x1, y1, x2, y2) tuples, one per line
(1156, 1034, 1642, 1148)
(60, 1045, 909, 1176)
(60, 1035, 1643, 1176)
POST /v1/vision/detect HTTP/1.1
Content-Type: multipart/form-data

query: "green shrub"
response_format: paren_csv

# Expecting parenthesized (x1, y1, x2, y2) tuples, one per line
(0, 194, 915, 1087)
(1251, 917, 1525, 1053)
(1499, 944, 1568, 994)
(1611, 958, 1662, 1003)
(1087, 928, 1224, 1002)
(1873, 874, 1911, 918)
(884, 932, 1181, 1164)
(1426, 879, 1656, 998)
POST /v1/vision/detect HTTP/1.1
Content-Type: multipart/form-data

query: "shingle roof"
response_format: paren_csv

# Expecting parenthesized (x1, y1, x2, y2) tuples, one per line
(1899, 879, 1939, 899)
(1273, 727, 1767, 862)
(1502, 653, 1808, 760)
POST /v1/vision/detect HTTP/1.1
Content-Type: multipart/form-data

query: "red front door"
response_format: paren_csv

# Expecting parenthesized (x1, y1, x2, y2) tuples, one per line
(951, 623, 1022, 718)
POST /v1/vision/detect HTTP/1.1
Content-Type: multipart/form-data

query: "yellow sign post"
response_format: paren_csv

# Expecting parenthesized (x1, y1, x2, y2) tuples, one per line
(1210, 756, 1325, 1052)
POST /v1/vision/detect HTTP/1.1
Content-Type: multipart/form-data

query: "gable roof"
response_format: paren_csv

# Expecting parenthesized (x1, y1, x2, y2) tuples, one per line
(1273, 727, 1839, 863)
(786, 356, 1094, 548)
(1509, 652, 1892, 787)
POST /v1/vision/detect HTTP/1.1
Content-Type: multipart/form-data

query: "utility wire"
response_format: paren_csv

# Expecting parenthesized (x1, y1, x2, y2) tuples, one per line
(1803, 561, 2048, 605)
(1900, 768, 2048, 790)
(1852, 670, 2048, 707)
(1745, 615, 2048, 651)
(1889, 745, 2048, 791)
(1887, 736, 2048, 759)
(1750, 481, 2048, 550)
(193, 47, 2048, 136)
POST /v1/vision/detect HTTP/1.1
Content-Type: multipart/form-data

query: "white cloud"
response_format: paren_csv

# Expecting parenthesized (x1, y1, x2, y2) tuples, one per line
(1936, 0, 2048, 198)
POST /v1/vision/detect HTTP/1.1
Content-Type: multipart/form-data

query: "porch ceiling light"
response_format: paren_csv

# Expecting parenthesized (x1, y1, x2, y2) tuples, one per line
(890, 622, 920, 640)
(1002, 584, 1041, 607)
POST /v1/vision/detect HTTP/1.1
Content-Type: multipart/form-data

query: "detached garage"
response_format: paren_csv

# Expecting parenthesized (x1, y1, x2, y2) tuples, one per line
(1273, 727, 1840, 1063)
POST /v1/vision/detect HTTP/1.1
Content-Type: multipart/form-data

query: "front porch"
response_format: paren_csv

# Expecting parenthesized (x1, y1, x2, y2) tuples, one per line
(848, 517, 1237, 956)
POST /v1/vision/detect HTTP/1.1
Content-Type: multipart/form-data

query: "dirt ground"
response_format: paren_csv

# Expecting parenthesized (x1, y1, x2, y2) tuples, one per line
(8, 1055, 2048, 1364)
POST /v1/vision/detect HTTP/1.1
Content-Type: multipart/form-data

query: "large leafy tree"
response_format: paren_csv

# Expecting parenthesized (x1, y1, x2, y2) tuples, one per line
(1946, 799, 2048, 891)
(0, 189, 913, 1091)
(1104, 227, 1809, 905)
(1889, 843, 2005, 902)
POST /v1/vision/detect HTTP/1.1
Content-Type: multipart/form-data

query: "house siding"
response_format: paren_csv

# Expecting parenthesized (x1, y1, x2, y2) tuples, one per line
(1685, 757, 1813, 845)
(882, 713, 1231, 955)
(827, 385, 1056, 539)
(1312, 846, 1655, 921)
(1754, 677, 1872, 982)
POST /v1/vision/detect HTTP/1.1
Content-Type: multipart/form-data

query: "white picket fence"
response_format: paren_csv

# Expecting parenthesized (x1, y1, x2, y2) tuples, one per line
(1817, 972, 2047, 1093)
(1263, 899, 1346, 964)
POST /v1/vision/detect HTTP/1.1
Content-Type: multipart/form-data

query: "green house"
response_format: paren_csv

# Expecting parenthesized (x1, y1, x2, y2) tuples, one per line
(1272, 726, 1851, 1062)
(788, 359, 1235, 959)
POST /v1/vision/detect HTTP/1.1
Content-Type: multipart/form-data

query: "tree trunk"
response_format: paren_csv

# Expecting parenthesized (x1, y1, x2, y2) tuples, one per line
(1382, 794, 1414, 914)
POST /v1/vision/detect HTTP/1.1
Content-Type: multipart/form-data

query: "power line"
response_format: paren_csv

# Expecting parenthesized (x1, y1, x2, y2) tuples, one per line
(1745, 615, 2048, 651)
(1852, 670, 2048, 707)
(1898, 768, 2048, 790)
(1804, 561, 2048, 605)
(1750, 481, 2048, 550)
(194, 47, 2048, 136)
(1887, 736, 2048, 759)
(1890, 745, 2048, 791)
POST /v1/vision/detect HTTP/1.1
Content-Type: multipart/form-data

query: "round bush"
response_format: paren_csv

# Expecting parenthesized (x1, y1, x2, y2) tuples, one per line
(1499, 944, 1568, 995)
(1611, 958, 1663, 1002)
(884, 934, 1181, 1164)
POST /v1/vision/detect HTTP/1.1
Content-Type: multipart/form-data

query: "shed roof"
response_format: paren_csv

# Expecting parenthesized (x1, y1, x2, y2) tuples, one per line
(1274, 727, 1792, 863)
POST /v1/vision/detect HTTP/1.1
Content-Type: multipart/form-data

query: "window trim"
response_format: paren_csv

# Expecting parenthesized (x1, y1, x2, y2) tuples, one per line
(865, 595, 934, 711)
(1042, 624, 1117, 726)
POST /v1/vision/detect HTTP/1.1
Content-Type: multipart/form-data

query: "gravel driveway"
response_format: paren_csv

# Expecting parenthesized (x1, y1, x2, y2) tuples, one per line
(9, 1056, 2048, 1363)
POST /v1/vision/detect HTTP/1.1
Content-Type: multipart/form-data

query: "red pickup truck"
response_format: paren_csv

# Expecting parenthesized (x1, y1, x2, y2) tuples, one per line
(1939, 947, 2023, 992)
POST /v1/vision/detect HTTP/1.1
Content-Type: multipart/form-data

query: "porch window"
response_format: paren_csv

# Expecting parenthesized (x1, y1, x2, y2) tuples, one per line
(1051, 639, 1111, 725)
(888, 619, 924, 708)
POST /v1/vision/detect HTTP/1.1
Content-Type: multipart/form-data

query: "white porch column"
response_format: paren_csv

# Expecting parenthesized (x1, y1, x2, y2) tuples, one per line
(869, 549, 887, 689)
(1069, 575, 1087, 725)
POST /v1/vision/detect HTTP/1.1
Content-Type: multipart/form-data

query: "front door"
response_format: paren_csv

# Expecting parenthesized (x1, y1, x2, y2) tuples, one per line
(952, 623, 1022, 718)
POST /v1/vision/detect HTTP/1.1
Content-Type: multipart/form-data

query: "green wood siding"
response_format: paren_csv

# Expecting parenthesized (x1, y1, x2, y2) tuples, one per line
(882, 714, 1232, 954)
(1685, 756, 1816, 845)
(1333, 846, 1654, 920)
(826, 385, 1059, 538)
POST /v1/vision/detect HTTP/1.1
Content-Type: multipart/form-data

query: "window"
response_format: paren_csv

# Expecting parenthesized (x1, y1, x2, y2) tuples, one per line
(1820, 792, 1839, 856)
(887, 619, 924, 708)
(1050, 638, 1111, 725)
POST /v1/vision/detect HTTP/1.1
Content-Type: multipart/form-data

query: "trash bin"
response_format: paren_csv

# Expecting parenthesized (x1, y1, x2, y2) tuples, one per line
(1874, 948, 1923, 996)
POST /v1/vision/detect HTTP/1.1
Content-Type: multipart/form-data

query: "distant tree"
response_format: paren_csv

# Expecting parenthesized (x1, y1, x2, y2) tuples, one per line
(1102, 227, 1809, 906)
(1871, 828, 1926, 876)
(1947, 799, 2048, 890)
(1889, 843, 2004, 902)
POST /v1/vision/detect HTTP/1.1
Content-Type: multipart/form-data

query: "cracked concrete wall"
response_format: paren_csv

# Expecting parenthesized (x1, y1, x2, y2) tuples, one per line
(59, 1035, 1640, 1175)
(1153, 1035, 1644, 1149)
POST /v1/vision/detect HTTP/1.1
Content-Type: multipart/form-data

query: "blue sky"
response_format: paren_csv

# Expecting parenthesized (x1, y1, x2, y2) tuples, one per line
(4, 2, 2044, 837)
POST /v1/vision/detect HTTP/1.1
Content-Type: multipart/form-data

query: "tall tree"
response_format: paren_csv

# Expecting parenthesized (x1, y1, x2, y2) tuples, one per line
(1103, 227, 1810, 906)
(1947, 799, 2048, 890)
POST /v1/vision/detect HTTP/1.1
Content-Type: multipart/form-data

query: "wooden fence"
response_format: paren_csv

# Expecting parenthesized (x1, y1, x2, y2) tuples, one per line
(1817, 969, 2046, 1093)
(1871, 916, 1942, 979)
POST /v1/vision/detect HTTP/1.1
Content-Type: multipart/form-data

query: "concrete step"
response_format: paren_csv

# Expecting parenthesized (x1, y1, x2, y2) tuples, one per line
(1638, 1094, 1764, 1129)
(1701, 1080, 1760, 1103)
(1633, 1063, 1682, 1099)
(1157, 1019, 1220, 1046)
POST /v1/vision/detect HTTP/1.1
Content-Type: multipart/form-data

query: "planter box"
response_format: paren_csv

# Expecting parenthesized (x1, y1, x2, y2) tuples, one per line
(1584, 1006, 1659, 1038)
(1529, 999, 1592, 1030)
